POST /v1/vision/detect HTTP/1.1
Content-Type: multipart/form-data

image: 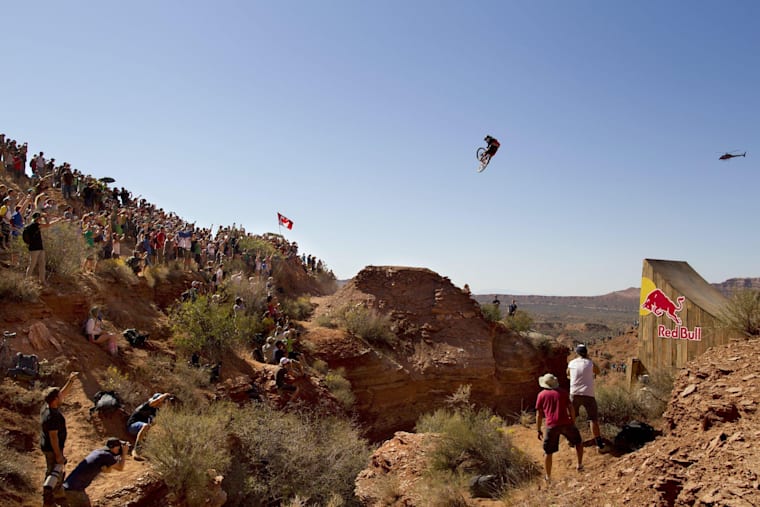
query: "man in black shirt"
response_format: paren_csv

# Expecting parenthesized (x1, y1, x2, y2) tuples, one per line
(24, 212, 61, 285)
(127, 392, 172, 460)
(41, 371, 79, 506)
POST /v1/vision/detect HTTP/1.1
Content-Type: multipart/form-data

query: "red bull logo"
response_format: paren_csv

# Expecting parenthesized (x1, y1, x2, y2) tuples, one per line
(641, 289, 685, 325)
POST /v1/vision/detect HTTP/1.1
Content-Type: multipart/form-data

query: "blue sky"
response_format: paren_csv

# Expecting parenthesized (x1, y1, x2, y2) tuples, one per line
(3, 1, 758, 295)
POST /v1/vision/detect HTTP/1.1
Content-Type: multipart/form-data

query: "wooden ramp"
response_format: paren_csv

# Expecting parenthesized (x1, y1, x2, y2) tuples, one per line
(637, 259, 733, 372)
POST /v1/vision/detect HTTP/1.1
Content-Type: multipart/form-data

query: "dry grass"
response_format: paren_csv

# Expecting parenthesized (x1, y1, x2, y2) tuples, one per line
(0, 271, 40, 302)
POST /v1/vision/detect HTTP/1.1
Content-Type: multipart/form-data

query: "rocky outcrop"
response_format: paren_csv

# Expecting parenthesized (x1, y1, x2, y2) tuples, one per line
(310, 266, 568, 441)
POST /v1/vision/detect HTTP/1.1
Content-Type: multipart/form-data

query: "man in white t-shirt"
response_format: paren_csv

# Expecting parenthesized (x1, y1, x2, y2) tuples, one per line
(567, 344, 605, 450)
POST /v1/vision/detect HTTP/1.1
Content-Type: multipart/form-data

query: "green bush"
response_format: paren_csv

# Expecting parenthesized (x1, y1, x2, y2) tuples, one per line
(280, 296, 314, 321)
(595, 378, 646, 428)
(228, 404, 370, 506)
(0, 270, 40, 301)
(315, 313, 339, 329)
(480, 303, 501, 322)
(170, 295, 255, 361)
(236, 236, 278, 260)
(343, 305, 396, 346)
(144, 404, 233, 506)
(635, 368, 673, 420)
(416, 398, 538, 489)
(503, 310, 533, 333)
(43, 221, 89, 278)
(102, 365, 147, 409)
(96, 258, 138, 285)
(719, 289, 760, 338)
(325, 368, 355, 409)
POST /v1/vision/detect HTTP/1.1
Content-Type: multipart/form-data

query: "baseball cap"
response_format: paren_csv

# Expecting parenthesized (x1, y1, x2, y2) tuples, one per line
(576, 344, 588, 357)
(279, 357, 291, 366)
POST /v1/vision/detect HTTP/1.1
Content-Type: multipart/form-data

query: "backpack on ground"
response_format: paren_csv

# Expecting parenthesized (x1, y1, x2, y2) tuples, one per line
(8, 353, 39, 381)
(614, 420, 656, 452)
(90, 390, 123, 415)
(123, 328, 149, 348)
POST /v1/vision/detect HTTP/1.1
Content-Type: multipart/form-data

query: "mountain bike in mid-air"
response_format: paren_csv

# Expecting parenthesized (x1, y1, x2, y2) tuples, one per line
(476, 135, 500, 173)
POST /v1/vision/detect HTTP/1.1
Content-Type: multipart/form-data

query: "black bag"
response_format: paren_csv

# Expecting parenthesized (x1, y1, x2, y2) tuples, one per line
(90, 390, 123, 414)
(614, 420, 656, 452)
(8, 353, 39, 381)
(21, 226, 32, 245)
(123, 328, 148, 348)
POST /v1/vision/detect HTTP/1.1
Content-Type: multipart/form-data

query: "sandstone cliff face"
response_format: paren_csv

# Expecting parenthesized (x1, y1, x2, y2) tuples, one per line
(310, 266, 568, 441)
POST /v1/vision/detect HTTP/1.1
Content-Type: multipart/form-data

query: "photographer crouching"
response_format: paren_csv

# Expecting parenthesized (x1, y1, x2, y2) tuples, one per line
(61, 438, 128, 507)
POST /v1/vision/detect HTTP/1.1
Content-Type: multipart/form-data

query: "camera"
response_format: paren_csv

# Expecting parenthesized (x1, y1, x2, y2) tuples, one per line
(43, 464, 64, 490)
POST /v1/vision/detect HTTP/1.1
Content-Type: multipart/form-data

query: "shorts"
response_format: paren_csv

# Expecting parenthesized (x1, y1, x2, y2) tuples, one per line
(571, 394, 599, 421)
(542, 424, 581, 455)
(128, 421, 148, 435)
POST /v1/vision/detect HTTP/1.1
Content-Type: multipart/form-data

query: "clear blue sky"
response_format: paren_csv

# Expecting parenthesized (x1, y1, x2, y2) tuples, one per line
(3, 1, 758, 295)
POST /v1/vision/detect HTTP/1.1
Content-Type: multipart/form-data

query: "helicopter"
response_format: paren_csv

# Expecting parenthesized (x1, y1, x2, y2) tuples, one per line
(719, 151, 746, 161)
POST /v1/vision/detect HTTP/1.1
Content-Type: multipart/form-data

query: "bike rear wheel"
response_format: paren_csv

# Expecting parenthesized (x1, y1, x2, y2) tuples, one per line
(476, 148, 490, 172)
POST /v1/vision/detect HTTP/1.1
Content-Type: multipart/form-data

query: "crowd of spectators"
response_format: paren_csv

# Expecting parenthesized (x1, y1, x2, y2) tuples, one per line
(1, 132, 332, 282)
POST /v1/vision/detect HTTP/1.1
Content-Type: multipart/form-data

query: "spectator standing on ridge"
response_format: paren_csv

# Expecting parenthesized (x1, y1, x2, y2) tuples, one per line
(62, 437, 127, 506)
(535, 373, 583, 482)
(41, 371, 80, 506)
(127, 392, 173, 461)
(24, 212, 62, 285)
(508, 298, 518, 317)
(567, 344, 605, 451)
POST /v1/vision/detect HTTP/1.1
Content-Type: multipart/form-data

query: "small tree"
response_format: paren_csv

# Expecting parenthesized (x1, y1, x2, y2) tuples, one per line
(719, 289, 760, 338)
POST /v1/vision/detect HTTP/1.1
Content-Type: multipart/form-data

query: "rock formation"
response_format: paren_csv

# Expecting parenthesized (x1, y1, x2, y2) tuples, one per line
(310, 266, 568, 441)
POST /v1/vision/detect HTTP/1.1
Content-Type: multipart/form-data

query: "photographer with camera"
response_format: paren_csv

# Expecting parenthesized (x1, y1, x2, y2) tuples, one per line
(127, 392, 173, 461)
(62, 437, 128, 506)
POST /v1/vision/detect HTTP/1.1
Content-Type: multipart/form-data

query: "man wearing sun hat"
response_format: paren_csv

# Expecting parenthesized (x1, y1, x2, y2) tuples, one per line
(535, 372, 583, 481)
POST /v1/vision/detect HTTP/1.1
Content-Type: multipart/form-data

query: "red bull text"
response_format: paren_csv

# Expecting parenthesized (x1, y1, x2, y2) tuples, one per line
(657, 325, 702, 341)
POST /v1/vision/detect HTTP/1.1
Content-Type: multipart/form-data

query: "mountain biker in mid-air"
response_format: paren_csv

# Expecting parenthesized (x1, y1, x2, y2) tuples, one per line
(483, 135, 500, 160)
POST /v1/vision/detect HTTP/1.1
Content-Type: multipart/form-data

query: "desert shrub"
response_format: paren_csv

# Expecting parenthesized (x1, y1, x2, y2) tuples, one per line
(635, 368, 673, 420)
(325, 368, 355, 409)
(315, 313, 338, 329)
(170, 295, 247, 361)
(0, 270, 40, 301)
(143, 264, 169, 288)
(502, 310, 533, 333)
(480, 303, 501, 322)
(225, 276, 268, 318)
(132, 355, 208, 409)
(411, 474, 469, 507)
(228, 404, 370, 506)
(343, 305, 396, 346)
(280, 296, 314, 321)
(0, 433, 31, 490)
(416, 389, 538, 489)
(719, 289, 760, 338)
(311, 359, 329, 375)
(96, 258, 138, 285)
(236, 236, 278, 260)
(530, 336, 554, 355)
(102, 365, 148, 409)
(144, 404, 233, 506)
(595, 378, 646, 428)
(43, 221, 88, 278)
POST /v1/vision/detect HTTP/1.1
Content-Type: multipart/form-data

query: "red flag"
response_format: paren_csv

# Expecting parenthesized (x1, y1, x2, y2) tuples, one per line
(277, 212, 293, 230)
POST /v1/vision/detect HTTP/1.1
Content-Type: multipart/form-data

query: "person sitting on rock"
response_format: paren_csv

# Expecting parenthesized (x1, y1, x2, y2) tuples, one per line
(85, 306, 118, 357)
(275, 358, 302, 404)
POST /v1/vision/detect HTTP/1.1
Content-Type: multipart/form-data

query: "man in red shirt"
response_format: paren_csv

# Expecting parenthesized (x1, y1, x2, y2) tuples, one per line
(535, 373, 583, 481)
